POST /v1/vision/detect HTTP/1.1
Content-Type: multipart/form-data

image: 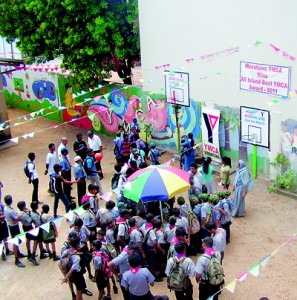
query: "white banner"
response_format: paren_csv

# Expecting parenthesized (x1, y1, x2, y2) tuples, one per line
(202, 107, 221, 161)
(240, 61, 290, 98)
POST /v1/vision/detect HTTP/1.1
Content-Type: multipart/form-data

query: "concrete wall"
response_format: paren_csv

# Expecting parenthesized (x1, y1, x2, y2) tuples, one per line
(138, 0, 297, 179)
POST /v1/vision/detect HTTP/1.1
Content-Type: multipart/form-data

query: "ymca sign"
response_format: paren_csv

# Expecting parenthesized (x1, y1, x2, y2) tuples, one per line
(202, 107, 221, 162)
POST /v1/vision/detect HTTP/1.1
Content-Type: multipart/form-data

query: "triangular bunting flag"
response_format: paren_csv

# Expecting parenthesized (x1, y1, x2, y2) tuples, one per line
(0, 243, 3, 256)
(248, 263, 260, 277)
(64, 211, 74, 222)
(30, 112, 36, 118)
(27, 132, 35, 138)
(7, 238, 19, 246)
(237, 271, 248, 282)
(225, 280, 237, 293)
(10, 137, 19, 144)
(53, 217, 63, 229)
(75, 206, 85, 216)
(40, 221, 50, 233)
(29, 227, 40, 237)
(100, 192, 113, 202)
(103, 93, 110, 100)
(14, 122, 21, 126)
(260, 254, 271, 268)
(16, 233, 26, 243)
(22, 134, 28, 140)
(88, 113, 95, 121)
(165, 159, 172, 166)
(206, 296, 214, 300)
(58, 106, 66, 110)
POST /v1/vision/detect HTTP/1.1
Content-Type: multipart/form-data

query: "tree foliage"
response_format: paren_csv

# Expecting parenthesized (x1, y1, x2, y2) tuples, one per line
(0, 0, 140, 88)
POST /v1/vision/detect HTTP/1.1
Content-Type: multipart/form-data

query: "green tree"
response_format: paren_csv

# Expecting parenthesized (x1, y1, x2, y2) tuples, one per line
(0, 0, 140, 88)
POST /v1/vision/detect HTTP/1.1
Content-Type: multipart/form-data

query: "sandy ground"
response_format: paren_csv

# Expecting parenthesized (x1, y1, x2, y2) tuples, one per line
(0, 107, 297, 300)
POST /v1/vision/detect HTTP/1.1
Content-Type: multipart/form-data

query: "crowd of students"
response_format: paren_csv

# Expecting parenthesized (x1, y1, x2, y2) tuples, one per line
(0, 122, 241, 300)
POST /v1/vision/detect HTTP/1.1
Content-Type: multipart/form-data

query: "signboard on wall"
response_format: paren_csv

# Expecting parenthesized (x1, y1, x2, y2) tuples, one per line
(202, 107, 221, 161)
(240, 61, 290, 98)
(240, 106, 270, 148)
(164, 71, 190, 107)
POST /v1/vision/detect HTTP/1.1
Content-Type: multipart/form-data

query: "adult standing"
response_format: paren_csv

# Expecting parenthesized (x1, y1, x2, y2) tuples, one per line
(59, 148, 74, 201)
(200, 157, 216, 194)
(87, 130, 103, 179)
(58, 137, 70, 160)
(219, 156, 231, 191)
(73, 133, 88, 161)
(84, 148, 103, 195)
(73, 156, 87, 206)
(232, 160, 250, 217)
(188, 163, 203, 196)
(45, 143, 57, 194)
(27, 152, 40, 203)
(181, 134, 195, 172)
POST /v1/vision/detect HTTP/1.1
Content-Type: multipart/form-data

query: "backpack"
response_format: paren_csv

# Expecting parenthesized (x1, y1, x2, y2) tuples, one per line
(204, 253, 224, 285)
(49, 173, 58, 193)
(83, 157, 93, 176)
(180, 208, 200, 234)
(95, 251, 112, 278)
(59, 251, 76, 276)
(103, 242, 117, 260)
(167, 257, 188, 291)
(205, 209, 214, 223)
(136, 139, 149, 156)
(114, 145, 120, 157)
(24, 161, 33, 178)
(111, 173, 121, 190)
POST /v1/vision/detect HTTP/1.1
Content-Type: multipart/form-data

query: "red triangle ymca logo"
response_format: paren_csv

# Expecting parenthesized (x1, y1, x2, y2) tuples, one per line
(208, 114, 219, 130)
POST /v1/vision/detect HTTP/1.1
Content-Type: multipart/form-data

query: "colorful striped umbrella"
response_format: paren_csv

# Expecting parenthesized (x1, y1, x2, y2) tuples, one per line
(123, 165, 190, 203)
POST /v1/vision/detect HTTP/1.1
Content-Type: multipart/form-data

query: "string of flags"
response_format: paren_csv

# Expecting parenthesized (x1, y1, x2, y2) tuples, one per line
(206, 236, 295, 300)
(1, 39, 296, 135)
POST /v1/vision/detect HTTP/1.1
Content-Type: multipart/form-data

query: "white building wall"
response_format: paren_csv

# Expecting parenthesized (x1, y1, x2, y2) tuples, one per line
(138, 0, 297, 173)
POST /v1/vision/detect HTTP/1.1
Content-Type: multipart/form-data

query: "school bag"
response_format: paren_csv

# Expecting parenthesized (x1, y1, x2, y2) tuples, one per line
(59, 251, 77, 276)
(111, 173, 121, 190)
(136, 139, 149, 156)
(95, 251, 112, 279)
(83, 157, 93, 176)
(49, 173, 58, 193)
(114, 144, 120, 157)
(167, 257, 188, 291)
(204, 253, 224, 285)
(180, 208, 200, 234)
(24, 161, 34, 178)
(103, 242, 117, 260)
(205, 208, 214, 223)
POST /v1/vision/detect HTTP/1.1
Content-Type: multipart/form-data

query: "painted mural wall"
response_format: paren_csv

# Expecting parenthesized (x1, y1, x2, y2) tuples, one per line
(2, 68, 61, 121)
(3, 71, 202, 153)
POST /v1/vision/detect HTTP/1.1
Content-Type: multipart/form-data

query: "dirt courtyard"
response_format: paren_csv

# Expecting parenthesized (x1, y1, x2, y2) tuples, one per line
(0, 107, 296, 300)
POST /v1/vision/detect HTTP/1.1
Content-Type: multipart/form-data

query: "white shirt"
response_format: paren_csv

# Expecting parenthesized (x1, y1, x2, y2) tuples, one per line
(58, 142, 69, 159)
(88, 134, 102, 151)
(28, 161, 38, 180)
(46, 152, 57, 175)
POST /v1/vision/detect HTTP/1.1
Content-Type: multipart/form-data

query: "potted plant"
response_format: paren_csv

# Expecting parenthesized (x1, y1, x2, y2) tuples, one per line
(268, 153, 296, 193)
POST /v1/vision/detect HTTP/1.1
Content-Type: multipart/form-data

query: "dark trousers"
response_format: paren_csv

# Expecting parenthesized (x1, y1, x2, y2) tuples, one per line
(120, 285, 130, 300)
(77, 180, 86, 206)
(63, 170, 72, 201)
(32, 178, 39, 202)
(54, 192, 70, 217)
(175, 279, 193, 300)
(189, 231, 202, 255)
(199, 280, 221, 300)
(222, 221, 231, 243)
